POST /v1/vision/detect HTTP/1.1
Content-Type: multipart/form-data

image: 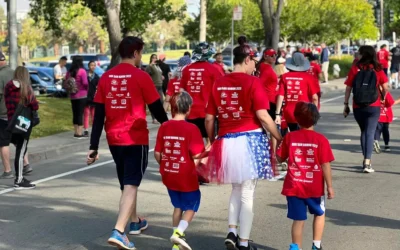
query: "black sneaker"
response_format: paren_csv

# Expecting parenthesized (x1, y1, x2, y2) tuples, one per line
(312, 243, 323, 250)
(23, 164, 33, 175)
(384, 146, 391, 152)
(14, 178, 36, 190)
(225, 232, 238, 250)
(239, 243, 257, 250)
(83, 131, 89, 137)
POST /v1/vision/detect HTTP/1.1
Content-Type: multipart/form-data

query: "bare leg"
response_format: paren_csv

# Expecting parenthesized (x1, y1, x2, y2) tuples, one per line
(313, 214, 325, 241)
(77, 126, 83, 136)
(1, 146, 10, 172)
(292, 220, 305, 249)
(182, 210, 195, 223)
(73, 125, 78, 135)
(172, 208, 183, 227)
(115, 185, 138, 232)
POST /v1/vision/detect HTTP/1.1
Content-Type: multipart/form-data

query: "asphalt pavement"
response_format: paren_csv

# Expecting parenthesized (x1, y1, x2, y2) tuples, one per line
(0, 82, 400, 250)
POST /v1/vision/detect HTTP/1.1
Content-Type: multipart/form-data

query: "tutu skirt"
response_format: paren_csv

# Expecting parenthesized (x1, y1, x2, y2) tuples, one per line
(202, 129, 275, 184)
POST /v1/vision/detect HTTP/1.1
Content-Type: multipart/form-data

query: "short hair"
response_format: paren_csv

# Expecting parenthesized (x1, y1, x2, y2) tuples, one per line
(294, 102, 320, 128)
(286, 45, 291, 49)
(170, 91, 193, 116)
(380, 44, 387, 49)
(184, 51, 191, 57)
(118, 36, 145, 59)
(214, 52, 222, 58)
(60, 56, 67, 61)
(88, 60, 96, 67)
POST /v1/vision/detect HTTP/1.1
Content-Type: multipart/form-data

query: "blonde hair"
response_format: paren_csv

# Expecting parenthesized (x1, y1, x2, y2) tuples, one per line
(13, 66, 32, 105)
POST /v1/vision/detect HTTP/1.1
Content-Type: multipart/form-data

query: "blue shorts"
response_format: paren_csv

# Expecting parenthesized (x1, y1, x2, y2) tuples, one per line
(168, 189, 201, 212)
(287, 196, 325, 221)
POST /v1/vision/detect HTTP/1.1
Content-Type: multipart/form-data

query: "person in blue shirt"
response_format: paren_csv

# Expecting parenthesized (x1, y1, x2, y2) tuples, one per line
(320, 43, 330, 84)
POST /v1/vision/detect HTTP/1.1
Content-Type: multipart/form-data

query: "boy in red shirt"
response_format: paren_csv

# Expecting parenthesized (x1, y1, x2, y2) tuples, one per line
(374, 92, 395, 153)
(377, 44, 390, 76)
(277, 102, 335, 250)
(155, 91, 205, 250)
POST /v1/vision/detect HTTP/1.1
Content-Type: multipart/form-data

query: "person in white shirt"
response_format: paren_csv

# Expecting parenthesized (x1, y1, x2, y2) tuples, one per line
(53, 56, 67, 83)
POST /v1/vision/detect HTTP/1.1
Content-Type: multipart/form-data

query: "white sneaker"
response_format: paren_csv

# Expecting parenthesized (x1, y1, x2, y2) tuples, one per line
(363, 164, 375, 173)
(373, 140, 381, 154)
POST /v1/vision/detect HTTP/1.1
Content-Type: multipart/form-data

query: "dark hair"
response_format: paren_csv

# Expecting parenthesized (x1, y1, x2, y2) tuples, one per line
(184, 51, 191, 57)
(294, 102, 320, 128)
(380, 44, 387, 49)
(118, 36, 145, 59)
(69, 56, 84, 78)
(286, 45, 291, 49)
(357, 45, 382, 71)
(149, 54, 157, 64)
(60, 56, 67, 61)
(233, 36, 254, 65)
(214, 52, 222, 58)
(88, 60, 96, 67)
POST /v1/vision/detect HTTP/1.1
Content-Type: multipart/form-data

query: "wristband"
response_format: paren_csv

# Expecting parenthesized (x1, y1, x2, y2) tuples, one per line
(275, 113, 281, 116)
(344, 102, 349, 105)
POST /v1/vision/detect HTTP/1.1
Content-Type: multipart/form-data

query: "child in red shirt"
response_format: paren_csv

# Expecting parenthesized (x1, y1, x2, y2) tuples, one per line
(374, 92, 395, 153)
(154, 91, 205, 250)
(277, 102, 335, 250)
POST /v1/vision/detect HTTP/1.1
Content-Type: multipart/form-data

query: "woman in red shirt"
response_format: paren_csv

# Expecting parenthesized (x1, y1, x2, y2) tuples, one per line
(343, 45, 389, 173)
(204, 36, 282, 250)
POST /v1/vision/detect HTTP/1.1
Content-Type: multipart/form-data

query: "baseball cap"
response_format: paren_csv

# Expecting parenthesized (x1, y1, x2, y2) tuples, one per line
(0, 52, 6, 61)
(264, 49, 276, 57)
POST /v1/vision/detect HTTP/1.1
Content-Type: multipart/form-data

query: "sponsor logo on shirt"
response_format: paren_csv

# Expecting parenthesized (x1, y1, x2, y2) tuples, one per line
(197, 72, 202, 76)
(111, 80, 119, 85)
(314, 165, 320, 170)
(287, 81, 293, 85)
(126, 92, 131, 98)
(294, 86, 300, 90)
(121, 79, 127, 85)
(307, 149, 314, 155)
(295, 81, 300, 85)
(294, 95, 298, 99)
(165, 149, 171, 154)
(295, 156, 302, 162)
(221, 100, 227, 105)
(232, 112, 240, 118)
(221, 92, 227, 98)
(173, 163, 180, 169)
(121, 87, 127, 91)
(232, 92, 238, 98)
(190, 72, 195, 76)
(165, 141, 171, 147)
(111, 100, 117, 105)
(180, 157, 185, 162)
(294, 171, 301, 177)
(107, 92, 113, 98)
(165, 162, 169, 167)
(231, 101, 238, 105)
(111, 86, 117, 92)
(226, 107, 236, 111)
(116, 94, 124, 97)
(121, 99, 126, 105)
(196, 86, 201, 90)
(306, 158, 314, 163)
(295, 149, 302, 155)
(300, 165, 311, 169)
(287, 86, 292, 90)
(174, 142, 181, 148)
(173, 150, 180, 155)
(290, 163, 298, 169)
(222, 114, 229, 119)
(306, 172, 313, 178)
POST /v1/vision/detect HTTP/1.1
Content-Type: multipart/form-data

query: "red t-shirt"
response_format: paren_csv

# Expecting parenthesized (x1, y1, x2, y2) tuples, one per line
(180, 61, 223, 119)
(166, 77, 181, 97)
(379, 92, 395, 123)
(307, 62, 322, 81)
(278, 72, 319, 123)
(94, 63, 160, 145)
(213, 61, 225, 76)
(206, 73, 270, 136)
(277, 129, 335, 198)
(155, 120, 205, 192)
(377, 49, 390, 69)
(259, 63, 279, 104)
(344, 65, 388, 108)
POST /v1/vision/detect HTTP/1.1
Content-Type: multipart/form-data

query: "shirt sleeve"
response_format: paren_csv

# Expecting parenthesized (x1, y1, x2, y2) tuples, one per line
(278, 76, 286, 96)
(93, 76, 105, 104)
(154, 125, 164, 153)
(139, 72, 162, 104)
(377, 69, 388, 85)
(276, 134, 289, 160)
(252, 77, 270, 111)
(80, 69, 89, 88)
(205, 87, 217, 116)
(385, 93, 395, 107)
(180, 67, 189, 90)
(344, 65, 358, 87)
(319, 136, 335, 164)
(189, 126, 205, 156)
(54, 66, 61, 77)
(166, 79, 175, 97)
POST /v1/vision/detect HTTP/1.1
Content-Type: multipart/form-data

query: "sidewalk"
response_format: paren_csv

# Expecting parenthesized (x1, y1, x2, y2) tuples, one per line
(320, 77, 346, 93)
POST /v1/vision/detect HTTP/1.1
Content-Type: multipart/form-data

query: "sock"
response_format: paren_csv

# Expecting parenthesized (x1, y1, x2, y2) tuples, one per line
(173, 227, 177, 232)
(239, 241, 248, 247)
(313, 240, 321, 248)
(177, 220, 189, 233)
(113, 229, 124, 235)
(228, 227, 237, 236)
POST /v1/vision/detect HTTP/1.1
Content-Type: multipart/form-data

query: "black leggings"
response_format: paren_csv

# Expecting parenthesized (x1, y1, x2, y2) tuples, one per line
(12, 133, 29, 183)
(71, 98, 87, 126)
(375, 122, 390, 146)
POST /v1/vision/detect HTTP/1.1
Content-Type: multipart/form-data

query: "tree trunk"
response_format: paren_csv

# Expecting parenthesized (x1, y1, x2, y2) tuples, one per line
(104, 0, 122, 69)
(259, 0, 273, 47)
(78, 45, 84, 53)
(199, 0, 207, 41)
(100, 40, 105, 54)
(271, 0, 284, 50)
(54, 43, 59, 57)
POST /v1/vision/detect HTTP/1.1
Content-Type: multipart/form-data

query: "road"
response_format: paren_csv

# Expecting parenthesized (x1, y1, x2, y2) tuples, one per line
(1, 88, 400, 250)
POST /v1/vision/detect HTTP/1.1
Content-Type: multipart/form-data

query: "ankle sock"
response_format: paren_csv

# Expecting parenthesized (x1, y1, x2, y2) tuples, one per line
(239, 241, 249, 247)
(177, 220, 188, 233)
(113, 229, 124, 235)
(313, 240, 321, 248)
(228, 227, 237, 236)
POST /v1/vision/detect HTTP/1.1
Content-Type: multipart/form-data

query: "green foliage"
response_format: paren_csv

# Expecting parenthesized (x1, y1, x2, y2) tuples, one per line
(18, 18, 48, 50)
(329, 55, 354, 80)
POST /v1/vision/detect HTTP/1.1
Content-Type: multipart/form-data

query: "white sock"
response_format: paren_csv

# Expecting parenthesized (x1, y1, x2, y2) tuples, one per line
(228, 227, 237, 236)
(239, 241, 248, 247)
(177, 220, 188, 233)
(172, 227, 177, 232)
(313, 240, 321, 248)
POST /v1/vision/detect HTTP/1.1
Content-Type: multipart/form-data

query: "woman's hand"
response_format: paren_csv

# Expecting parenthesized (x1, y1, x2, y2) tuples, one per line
(343, 104, 350, 118)
(87, 150, 99, 165)
(275, 115, 281, 125)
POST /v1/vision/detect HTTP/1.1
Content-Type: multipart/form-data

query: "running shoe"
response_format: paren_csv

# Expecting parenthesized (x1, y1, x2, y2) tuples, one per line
(83, 130, 89, 137)
(0, 171, 14, 179)
(224, 232, 238, 250)
(172, 244, 179, 250)
(363, 164, 375, 173)
(23, 164, 33, 175)
(289, 243, 300, 250)
(170, 229, 192, 250)
(239, 243, 257, 250)
(129, 218, 148, 235)
(14, 178, 36, 190)
(384, 146, 391, 152)
(312, 244, 322, 250)
(373, 140, 381, 154)
(107, 230, 136, 250)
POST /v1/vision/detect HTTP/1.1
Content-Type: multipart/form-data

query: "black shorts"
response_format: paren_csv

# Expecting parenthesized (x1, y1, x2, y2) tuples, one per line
(187, 118, 207, 138)
(390, 63, 400, 73)
(0, 119, 11, 147)
(109, 145, 149, 190)
(267, 102, 277, 120)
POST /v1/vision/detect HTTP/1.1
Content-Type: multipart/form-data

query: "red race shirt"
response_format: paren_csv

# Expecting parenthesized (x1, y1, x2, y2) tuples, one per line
(307, 62, 322, 81)
(166, 77, 181, 97)
(94, 63, 160, 146)
(259, 63, 279, 104)
(207, 72, 270, 136)
(377, 49, 390, 69)
(180, 61, 223, 119)
(155, 120, 205, 192)
(278, 72, 318, 123)
(379, 92, 395, 123)
(213, 61, 225, 76)
(277, 129, 334, 198)
(344, 65, 388, 108)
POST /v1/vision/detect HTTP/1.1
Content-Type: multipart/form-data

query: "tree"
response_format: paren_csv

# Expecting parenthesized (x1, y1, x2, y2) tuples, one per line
(255, 0, 284, 49)
(18, 18, 48, 56)
(199, 0, 207, 41)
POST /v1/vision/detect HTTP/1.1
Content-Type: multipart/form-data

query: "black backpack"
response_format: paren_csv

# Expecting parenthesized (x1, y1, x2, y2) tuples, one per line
(352, 68, 378, 107)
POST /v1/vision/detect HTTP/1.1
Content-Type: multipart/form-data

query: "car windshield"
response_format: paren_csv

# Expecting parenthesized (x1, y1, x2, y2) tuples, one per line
(97, 55, 109, 61)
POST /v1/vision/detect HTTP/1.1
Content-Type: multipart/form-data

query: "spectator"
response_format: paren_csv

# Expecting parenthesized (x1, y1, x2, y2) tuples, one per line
(184, 51, 191, 58)
(83, 61, 100, 136)
(146, 54, 164, 124)
(212, 53, 227, 75)
(389, 41, 400, 88)
(286, 45, 292, 58)
(320, 43, 330, 84)
(377, 44, 390, 76)
(157, 54, 171, 94)
(53, 56, 67, 84)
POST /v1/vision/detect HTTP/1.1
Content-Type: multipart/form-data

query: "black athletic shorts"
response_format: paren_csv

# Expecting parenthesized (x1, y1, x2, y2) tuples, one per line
(267, 102, 277, 120)
(0, 119, 11, 147)
(187, 118, 207, 138)
(109, 145, 149, 190)
(390, 63, 400, 73)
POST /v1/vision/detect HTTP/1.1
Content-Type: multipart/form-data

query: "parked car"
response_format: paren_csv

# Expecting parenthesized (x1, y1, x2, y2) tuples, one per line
(26, 67, 66, 95)
(100, 62, 110, 71)
(46, 60, 105, 77)
(29, 71, 47, 94)
(30, 61, 49, 67)
(62, 54, 110, 67)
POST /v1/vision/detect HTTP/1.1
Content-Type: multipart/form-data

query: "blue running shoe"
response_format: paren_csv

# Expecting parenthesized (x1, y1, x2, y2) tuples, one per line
(289, 243, 300, 250)
(129, 218, 148, 235)
(107, 230, 136, 250)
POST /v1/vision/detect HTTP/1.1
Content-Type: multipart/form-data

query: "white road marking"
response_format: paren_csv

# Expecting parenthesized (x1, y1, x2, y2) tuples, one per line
(320, 95, 343, 104)
(0, 148, 155, 196)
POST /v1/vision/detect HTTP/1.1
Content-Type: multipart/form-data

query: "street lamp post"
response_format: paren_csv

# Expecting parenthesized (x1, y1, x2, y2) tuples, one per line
(380, 0, 384, 40)
(7, 0, 17, 69)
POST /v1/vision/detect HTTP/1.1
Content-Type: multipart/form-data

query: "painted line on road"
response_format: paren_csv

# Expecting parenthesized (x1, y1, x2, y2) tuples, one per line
(320, 95, 343, 104)
(0, 148, 155, 196)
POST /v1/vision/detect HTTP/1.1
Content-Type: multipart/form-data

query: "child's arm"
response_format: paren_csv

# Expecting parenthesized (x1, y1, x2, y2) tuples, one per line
(322, 162, 334, 199)
(154, 152, 161, 165)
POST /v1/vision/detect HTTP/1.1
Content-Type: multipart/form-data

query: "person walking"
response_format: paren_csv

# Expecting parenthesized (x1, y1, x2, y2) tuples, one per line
(389, 41, 400, 89)
(374, 92, 395, 153)
(66, 56, 89, 139)
(87, 36, 168, 250)
(83, 61, 100, 136)
(204, 36, 282, 250)
(343, 45, 389, 173)
(5, 66, 39, 189)
(377, 44, 390, 76)
(157, 54, 172, 95)
(213, 53, 228, 75)
(320, 43, 330, 84)
(146, 54, 165, 124)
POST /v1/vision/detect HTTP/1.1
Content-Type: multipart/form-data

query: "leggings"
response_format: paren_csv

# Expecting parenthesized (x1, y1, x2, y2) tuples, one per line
(353, 106, 380, 159)
(375, 122, 390, 145)
(84, 105, 95, 129)
(151, 86, 164, 120)
(71, 98, 87, 126)
(228, 179, 257, 239)
(12, 134, 29, 183)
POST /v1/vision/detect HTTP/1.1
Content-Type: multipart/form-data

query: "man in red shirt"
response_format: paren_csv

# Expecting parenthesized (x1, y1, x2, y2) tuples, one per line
(306, 55, 322, 109)
(213, 52, 227, 75)
(180, 42, 223, 143)
(377, 44, 390, 76)
(87, 37, 168, 250)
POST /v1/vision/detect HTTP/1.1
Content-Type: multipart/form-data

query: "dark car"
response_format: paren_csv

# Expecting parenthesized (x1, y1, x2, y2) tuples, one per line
(26, 67, 65, 94)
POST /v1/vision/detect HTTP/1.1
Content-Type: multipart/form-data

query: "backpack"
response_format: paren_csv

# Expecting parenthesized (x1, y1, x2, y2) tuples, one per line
(63, 76, 78, 94)
(352, 68, 378, 107)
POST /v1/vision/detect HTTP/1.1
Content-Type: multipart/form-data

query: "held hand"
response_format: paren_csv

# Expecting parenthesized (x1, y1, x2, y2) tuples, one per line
(343, 105, 350, 118)
(87, 150, 99, 165)
(327, 187, 335, 199)
(275, 115, 281, 125)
